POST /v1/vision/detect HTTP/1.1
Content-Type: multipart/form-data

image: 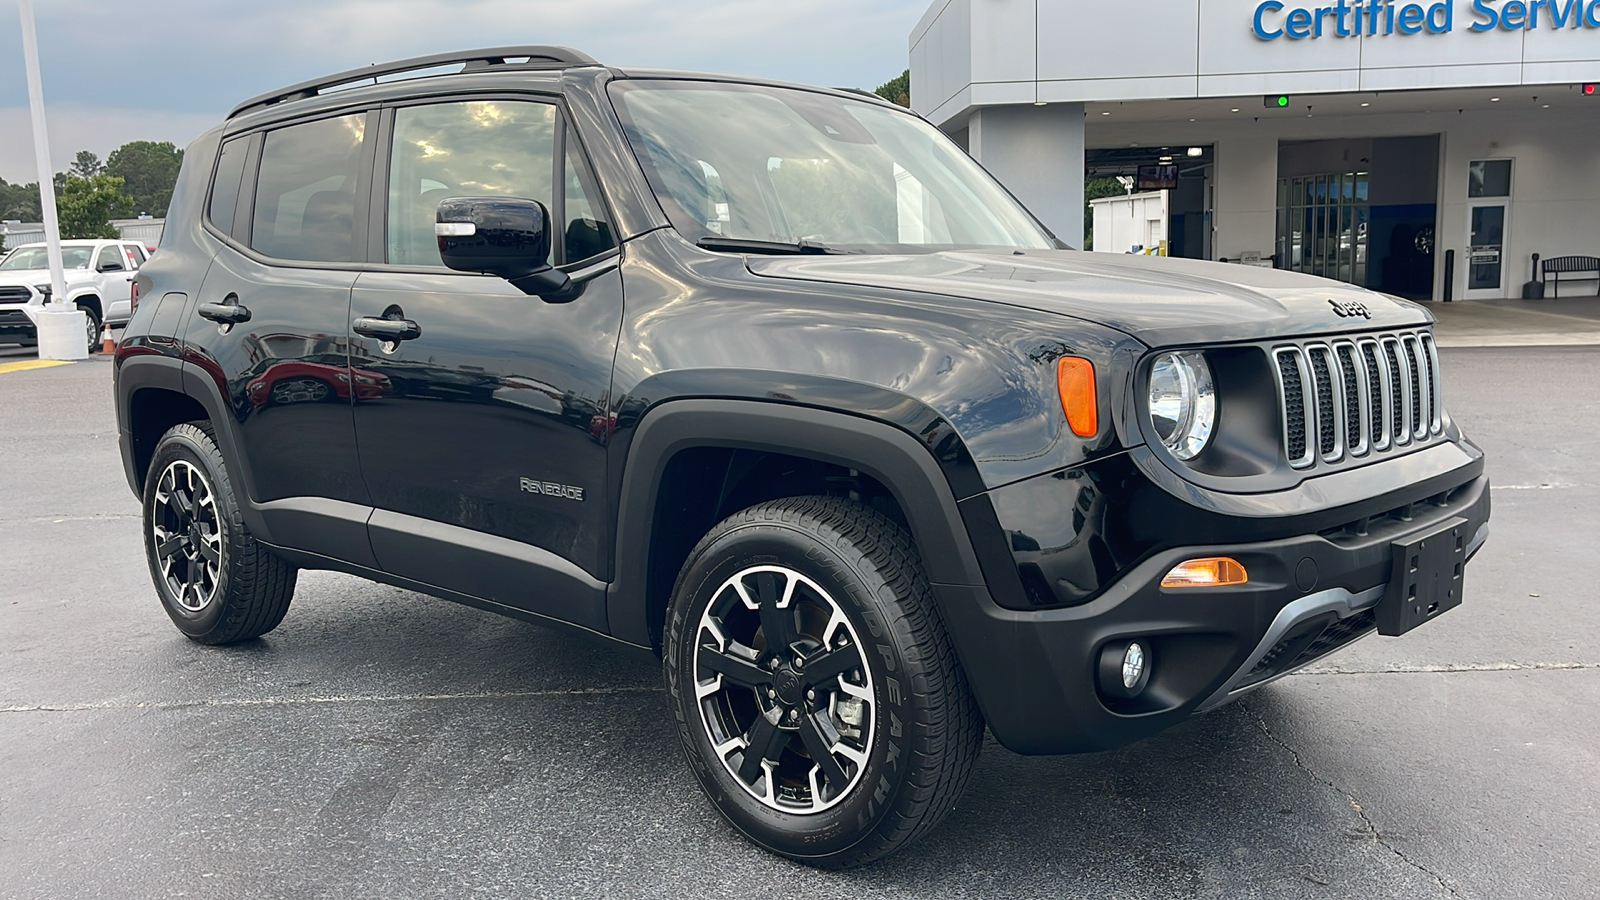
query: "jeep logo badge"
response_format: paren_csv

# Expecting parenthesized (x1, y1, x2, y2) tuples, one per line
(1328, 298, 1372, 319)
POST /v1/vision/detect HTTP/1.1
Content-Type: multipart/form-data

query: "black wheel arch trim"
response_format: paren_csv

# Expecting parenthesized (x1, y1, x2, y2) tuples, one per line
(605, 398, 991, 648)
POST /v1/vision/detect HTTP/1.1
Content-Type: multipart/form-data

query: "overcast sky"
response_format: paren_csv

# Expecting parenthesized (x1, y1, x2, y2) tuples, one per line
(0, 0, 928, 184)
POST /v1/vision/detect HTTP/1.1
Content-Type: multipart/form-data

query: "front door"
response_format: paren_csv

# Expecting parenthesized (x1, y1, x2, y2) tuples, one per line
(350, 97, 622, 628)
(1465, 159, 1513, 299)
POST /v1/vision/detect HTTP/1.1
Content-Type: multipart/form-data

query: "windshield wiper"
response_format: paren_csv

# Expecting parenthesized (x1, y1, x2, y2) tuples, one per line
(695, 236, 840, 255)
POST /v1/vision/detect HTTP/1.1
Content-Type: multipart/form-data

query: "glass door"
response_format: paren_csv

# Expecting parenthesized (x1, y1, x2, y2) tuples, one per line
(1466, 159, 1512, 298)
(1275, 170, 1369, 286)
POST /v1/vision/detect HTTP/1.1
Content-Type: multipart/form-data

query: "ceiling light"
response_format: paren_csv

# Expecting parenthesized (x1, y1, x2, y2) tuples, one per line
(1188, 118, 1196, 122)
(1230, 108, 1240, 112)
(1361, 102, 1370, 107)
(1158, 156, 1173, 162)
(1491, 97, 1501, 102)
(1187, 147, 1204, 157)
(1544, 103, 1552, 108)
(1034, 101, 1047, 106)
(1102, 111, 1111, 115)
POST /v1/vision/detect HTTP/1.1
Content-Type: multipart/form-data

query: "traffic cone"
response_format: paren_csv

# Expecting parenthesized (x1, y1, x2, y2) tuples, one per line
(100, 322, 115, 354)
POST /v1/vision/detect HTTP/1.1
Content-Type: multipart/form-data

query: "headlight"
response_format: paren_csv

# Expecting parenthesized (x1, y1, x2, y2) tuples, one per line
(32, 284, 51, 299)
(1148, 350, 1215, 460)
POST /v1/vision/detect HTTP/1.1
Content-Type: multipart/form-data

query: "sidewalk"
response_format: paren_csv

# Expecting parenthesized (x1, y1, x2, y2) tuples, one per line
(1424, 296, 1600, 348)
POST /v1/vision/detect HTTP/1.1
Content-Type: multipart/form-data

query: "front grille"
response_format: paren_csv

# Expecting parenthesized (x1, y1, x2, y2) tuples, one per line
(0, 286, 30, 303)
(1273, 329, 1443, 470)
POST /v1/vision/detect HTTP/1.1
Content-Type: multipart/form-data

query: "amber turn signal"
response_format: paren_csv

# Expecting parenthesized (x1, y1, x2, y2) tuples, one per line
(1161, 557, 1249, 588)
(1057, 357, 1097, 437)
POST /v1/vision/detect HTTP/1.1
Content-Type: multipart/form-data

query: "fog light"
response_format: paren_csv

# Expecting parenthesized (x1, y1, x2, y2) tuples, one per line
(1161, 556, 1248, 588)
(1098, 639, 1152, 699)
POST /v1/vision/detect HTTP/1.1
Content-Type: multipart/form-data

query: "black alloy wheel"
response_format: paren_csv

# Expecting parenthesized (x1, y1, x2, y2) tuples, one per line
(270, 378, 331, 405)
(691, 564, 875, 814)
(142, 423, 297, 644)
(665, 496, 983, 867)
(151, 458, 224, 612)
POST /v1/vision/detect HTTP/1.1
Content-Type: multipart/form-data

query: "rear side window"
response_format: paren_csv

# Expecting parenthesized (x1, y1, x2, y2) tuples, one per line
(250, 114, 367, 262)
(122, 245, 144, 269)
(208, 137, 250, 236)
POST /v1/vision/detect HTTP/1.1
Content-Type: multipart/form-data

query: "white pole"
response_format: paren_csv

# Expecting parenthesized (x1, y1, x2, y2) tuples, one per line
(19, 0, 66, 307)
(18, 0, 86, 360)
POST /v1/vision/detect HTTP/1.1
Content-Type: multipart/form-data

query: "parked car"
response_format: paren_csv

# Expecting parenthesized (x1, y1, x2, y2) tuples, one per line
(0, 239, 146, 351)
(114, 47, 1490, 867)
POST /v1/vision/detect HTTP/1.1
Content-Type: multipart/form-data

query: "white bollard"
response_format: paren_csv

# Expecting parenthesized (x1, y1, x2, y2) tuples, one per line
(35, 306, 88, 361)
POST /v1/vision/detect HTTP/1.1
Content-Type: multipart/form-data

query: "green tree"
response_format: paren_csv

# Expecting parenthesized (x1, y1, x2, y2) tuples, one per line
(1083, 176, 1127, 250)
(104, 140, 183, 216)
(874, 70, 910, 108)
(56, 174, 133, 239)
(69, 150, 103, 178)
(0, 178, 43, 222)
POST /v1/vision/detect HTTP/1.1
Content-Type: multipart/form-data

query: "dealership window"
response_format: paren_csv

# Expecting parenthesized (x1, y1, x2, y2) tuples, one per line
(1468, 159, 1512, 199)
(1275, 171, 1369, 286)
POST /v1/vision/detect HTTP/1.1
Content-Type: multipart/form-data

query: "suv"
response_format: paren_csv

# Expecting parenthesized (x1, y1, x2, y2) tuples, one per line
(0, 238, 146, 351)
(114, 47, 1490, 867)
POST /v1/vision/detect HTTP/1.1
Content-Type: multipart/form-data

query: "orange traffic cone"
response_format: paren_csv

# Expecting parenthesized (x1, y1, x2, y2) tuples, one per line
(100, 322, 115, 354)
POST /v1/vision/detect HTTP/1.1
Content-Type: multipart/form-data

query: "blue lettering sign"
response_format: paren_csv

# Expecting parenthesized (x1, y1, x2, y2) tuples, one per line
(1252, 0, 1599, 37)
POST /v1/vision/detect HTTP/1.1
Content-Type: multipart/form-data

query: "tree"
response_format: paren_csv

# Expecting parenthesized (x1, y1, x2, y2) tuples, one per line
(56, 174, 133, 239)
(874, 70, 910, 108)
(69, 150, 103, 178)
(0, 178, 43, 222)
(104, 140, 183, 217)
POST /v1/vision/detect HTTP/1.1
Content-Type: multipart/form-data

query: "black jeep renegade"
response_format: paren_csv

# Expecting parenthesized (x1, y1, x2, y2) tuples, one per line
(115, 47, 1490, 867)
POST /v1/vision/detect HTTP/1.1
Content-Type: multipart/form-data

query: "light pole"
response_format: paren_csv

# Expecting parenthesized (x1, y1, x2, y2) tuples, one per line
(19, 0, 87, 360)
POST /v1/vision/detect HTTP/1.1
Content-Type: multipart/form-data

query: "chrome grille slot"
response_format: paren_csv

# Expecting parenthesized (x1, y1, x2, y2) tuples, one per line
(1360, 340, 1388, 451)
(1335, 341, 1367, 457)
(1273, 329, 1439, 471)
(1274, 348, 1312, 468)
(1306, 345, 1341, 461)
(1422, 333, 1443, 434)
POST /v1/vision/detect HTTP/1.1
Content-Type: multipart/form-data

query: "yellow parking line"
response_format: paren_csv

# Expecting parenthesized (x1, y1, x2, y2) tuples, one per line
(0, 359, 72, 375)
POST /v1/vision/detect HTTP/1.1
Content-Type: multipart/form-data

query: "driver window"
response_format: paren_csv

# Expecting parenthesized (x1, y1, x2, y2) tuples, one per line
(387, 100, 556, 266)
(96, 245, 123, 271)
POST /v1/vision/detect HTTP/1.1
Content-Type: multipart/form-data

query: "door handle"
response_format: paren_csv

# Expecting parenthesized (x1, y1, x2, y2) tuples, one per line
(352, 316, 422, 342)
(197, 297, 251, 324)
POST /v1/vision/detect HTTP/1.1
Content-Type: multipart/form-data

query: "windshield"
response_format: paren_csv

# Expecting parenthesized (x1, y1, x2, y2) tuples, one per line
(0, 246, 93, 270)
(610, 80, 1055, 253)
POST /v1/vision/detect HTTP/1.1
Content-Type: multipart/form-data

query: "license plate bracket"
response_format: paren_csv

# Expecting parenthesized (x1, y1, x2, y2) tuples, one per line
(1377, 516, 1469, 636)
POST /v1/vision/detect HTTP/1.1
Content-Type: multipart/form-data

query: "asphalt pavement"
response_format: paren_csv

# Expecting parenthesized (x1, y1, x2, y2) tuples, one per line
(1, 340, 1596, 899)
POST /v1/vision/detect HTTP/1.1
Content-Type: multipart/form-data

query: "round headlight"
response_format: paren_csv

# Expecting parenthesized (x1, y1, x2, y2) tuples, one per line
(1148, 350, 1215, 460)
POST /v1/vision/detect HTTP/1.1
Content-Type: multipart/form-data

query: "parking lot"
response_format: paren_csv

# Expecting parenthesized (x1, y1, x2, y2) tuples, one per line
(1, 338, 1596, 899)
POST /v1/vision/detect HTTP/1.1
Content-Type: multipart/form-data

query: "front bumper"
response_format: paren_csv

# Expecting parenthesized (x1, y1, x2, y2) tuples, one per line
(937, 454, 1489, 755)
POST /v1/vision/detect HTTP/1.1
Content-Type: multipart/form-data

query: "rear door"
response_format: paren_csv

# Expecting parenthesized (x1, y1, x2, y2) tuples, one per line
(185, 111, 378, 565)
(349, 95, 623, 628)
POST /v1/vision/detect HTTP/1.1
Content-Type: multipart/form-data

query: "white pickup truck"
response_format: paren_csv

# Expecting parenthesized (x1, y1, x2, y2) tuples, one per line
(0, 238, 148, 353)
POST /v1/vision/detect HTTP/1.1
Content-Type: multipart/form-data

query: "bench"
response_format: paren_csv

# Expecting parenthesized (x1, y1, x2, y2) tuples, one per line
(1541, 256, 1600, 298)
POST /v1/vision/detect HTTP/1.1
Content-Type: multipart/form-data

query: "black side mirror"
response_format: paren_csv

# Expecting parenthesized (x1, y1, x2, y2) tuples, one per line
(435, 197, 575, 301)
(98, 261, 124, 272)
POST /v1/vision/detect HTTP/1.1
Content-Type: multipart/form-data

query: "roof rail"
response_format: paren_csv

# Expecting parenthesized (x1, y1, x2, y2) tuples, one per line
(228, 46, 600, 119)
(834, 87, 895, 105)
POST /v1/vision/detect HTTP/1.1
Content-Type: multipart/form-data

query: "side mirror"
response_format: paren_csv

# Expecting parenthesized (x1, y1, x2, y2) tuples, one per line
(435, 196, 575, 301)
(98, 261, 124, 272)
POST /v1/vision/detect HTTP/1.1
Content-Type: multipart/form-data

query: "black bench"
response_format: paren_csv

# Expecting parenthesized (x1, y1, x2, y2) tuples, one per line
(1541, 256, 1600, 298)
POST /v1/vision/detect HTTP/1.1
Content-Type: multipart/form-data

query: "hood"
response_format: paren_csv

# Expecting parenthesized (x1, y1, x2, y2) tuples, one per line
(746, 249, 1431, 347)
(0, 267, 92, 289)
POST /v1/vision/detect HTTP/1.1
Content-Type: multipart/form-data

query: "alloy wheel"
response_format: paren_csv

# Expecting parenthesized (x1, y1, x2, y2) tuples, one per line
(693, 565, 875, 814)
(151, 459, 224, 612)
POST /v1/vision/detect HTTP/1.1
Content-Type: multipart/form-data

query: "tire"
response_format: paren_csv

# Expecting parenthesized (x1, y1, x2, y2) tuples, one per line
(79, 305, 100, 355)
(664, 496, 983, 867)
(142, 423, 297, 644)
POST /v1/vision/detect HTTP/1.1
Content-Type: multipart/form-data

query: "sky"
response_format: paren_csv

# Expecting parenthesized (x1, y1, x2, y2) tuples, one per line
(0, 0, 929, 184)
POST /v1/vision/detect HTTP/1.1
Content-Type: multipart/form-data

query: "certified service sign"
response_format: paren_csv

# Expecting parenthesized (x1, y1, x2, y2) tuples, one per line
(1253, 0, 1600, 39)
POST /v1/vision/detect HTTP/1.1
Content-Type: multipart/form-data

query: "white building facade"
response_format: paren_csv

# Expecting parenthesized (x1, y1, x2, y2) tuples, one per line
(911, 0, 1600, 299)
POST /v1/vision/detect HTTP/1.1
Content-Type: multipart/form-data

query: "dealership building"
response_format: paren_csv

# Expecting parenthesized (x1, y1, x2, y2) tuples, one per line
(910, 0, 1600, 300)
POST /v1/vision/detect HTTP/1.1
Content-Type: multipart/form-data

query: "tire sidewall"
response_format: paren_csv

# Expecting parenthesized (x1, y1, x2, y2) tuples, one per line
(142, 426, 241, 639)
(666, 517, 918, 861)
